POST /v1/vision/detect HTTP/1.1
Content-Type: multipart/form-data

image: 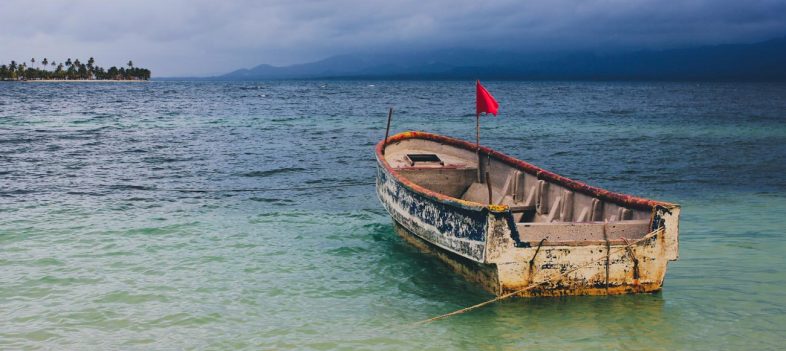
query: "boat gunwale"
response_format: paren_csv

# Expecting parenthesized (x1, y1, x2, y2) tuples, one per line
(376, 131, 677, 213)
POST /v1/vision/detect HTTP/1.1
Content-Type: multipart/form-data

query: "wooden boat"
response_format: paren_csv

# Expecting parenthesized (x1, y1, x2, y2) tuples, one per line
(375, 131, 680, 297)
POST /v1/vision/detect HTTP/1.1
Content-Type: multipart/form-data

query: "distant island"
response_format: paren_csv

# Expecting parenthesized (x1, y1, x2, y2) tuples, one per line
(186, 36, 786, 82)
(0, 57, 151, 81)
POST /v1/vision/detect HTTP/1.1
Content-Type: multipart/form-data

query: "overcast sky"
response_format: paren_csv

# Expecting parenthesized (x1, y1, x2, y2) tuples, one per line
(2, 0, 785, 76)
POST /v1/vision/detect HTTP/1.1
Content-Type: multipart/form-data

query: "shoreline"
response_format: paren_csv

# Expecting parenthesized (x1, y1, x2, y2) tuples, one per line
(1, 79, 149, 83)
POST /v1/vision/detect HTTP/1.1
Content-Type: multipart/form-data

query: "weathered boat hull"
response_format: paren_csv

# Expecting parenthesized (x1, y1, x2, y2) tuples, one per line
(375, 131, 680, 297)
(391, 220, 670, 296)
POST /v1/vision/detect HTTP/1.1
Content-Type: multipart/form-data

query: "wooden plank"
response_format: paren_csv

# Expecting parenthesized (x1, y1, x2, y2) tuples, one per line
(516, 220, 650, 243)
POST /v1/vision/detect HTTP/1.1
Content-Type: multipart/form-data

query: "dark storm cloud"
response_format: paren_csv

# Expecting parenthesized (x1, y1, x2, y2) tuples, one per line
(2, 0, 785, 76)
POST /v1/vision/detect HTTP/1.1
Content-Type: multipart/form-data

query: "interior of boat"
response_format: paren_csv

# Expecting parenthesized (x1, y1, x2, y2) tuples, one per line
(383, 137, 653, 243)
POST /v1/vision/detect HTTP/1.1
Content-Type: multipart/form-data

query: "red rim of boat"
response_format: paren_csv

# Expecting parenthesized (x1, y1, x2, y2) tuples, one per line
(376, 131, 676, 212)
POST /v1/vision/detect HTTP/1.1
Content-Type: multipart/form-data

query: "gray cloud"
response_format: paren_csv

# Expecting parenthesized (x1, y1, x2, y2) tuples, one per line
(2, 0, 785, 76)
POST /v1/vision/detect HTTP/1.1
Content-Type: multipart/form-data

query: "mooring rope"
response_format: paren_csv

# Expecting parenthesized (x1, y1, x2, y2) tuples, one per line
(412, 285, 542, 325)
(413, 227, 663, 325)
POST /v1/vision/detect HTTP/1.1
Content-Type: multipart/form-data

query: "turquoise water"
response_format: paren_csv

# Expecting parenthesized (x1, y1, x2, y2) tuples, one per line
(1, 81, 785, 350)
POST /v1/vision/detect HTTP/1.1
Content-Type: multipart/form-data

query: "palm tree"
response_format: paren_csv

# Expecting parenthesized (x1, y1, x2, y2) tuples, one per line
(42, 58, 48, 70)
(87, 57, 95, 79)
(127, 60, 133, 69)
(71, 59, 81, 79)
(9, 61, 17, 80)
(65, 59, 75, 79)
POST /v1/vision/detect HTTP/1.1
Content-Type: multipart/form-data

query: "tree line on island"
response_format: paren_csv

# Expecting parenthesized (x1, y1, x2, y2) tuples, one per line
(0, 57, 151, 81)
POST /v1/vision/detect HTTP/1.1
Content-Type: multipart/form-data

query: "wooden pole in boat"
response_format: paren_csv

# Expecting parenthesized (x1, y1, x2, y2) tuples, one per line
(486, 171, 493, 204)
(476, 113, 481, 182)
(382, 107, 393, 155)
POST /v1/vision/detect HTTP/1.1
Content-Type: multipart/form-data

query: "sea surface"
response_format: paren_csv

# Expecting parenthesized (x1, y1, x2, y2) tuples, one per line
(1, 80, 785, 350)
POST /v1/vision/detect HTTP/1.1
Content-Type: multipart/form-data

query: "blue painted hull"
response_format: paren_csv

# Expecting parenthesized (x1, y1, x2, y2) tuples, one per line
(376, 157, 495, 262)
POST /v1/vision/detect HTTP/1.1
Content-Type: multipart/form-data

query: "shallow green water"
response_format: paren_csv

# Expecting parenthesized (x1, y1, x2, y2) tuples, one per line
(1, 81, 785, 350)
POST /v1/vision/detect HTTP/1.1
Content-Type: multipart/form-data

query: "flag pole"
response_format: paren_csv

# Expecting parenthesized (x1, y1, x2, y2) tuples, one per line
(475, 79, 498, 185)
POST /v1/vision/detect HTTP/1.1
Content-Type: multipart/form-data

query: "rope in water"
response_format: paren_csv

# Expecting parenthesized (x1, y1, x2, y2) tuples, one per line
(413, 227, 662, 325)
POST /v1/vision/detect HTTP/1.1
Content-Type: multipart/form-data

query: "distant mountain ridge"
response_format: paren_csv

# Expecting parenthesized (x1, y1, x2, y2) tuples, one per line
(214, 37, 786, 81)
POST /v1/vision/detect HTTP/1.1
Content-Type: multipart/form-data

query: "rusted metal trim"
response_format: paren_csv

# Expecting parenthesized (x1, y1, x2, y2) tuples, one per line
(621, 237, 641, 287)
(377, 131, 678, 212)
(526, 238, 547, 287)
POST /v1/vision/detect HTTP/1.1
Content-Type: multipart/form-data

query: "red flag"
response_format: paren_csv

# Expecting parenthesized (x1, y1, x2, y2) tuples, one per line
(476, 80, 499, 116)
